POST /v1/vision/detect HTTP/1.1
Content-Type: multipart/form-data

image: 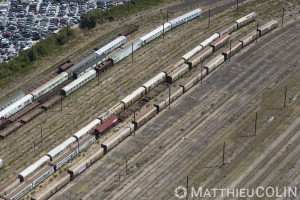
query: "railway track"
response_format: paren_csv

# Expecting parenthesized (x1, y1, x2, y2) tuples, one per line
(53, 20, 300, 199)
(105, 35, 300, 200)
(118, 83, 169, 122)
(0, 0, 298, 196)
(0, 77, 74, 140)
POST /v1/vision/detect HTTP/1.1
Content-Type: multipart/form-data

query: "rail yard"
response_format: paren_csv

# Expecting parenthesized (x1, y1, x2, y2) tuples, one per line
(0, 0, 300, 199)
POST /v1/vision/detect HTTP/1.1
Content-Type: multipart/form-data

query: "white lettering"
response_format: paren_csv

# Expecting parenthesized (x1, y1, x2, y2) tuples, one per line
(256, 186, 264, 197)
(275, 187, 283, 197)
(219, 188, 226, 197)
(240, 188, 246, 197)
(211, 189, 218, 197)
(266, 187, 274, 197)
(247, 188, 254, 197)
(191, 187, 202, 197)
(227, 188, 235, 197)
(203, 188, 211, 197)
(288, 187, 297, 197)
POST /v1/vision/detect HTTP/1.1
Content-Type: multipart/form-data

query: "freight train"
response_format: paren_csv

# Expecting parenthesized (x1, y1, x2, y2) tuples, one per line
(61, 8, 203, 97)
(0, 12, 279, 200)
(0, 35, 127, 121)
(30, 18, 278, 200)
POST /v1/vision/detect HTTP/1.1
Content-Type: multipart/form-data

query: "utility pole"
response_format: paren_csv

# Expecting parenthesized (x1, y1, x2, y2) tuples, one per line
(128, 1, 129, 14)
(254, 112, 257, 136)
(126, 158, 128, 175)
(282, 8, 284, 27)
(200, 62, 203, 84)
(229, 40, 232, 62)
(41, 127, 43, 143)
(186, 176, 189, 200)
(131, 42, 133, 63)
(256, 22, 259, 43)
(284, 86, 287, 108)
(98, 71, 100, 86)
(31, 46, 34, 61)
(167, 10, 168, 22)
(133, 111, 136, 135)
(208, 9, 210, 28)
(60, 96, 63, 111)
(236, 0, 239, 13)
(163, 23, 164, 43)
(169, 85, 171, 109)
(222, 142, 225, 166)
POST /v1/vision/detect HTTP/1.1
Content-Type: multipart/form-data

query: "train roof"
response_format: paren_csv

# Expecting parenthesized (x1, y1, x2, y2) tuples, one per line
(139, 23, 171, 42)
(73, 119, 101, 140)
(18, 156, 50, 179)
(47, 137, 77, 159)
(168, 8, 202, 25)
(200, 33, 220, 48)
(95, 36, 126, 55)
(0, 94, 32, 119)
(62, 69, 96, 92)
(30, 72, 68, 98)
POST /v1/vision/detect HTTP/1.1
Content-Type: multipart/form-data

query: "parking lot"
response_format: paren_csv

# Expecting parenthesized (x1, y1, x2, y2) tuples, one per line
(0, 0, 127, 63)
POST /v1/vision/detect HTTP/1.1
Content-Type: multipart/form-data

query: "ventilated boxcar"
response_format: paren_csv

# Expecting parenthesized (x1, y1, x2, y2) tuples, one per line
(239, 30, 258, 48)
(258, 20, 278, 37)
(235, 12, 257, 28)
(68, 148, 104, 180)
(106, 102, 124, 117)
(120, 87, 146, 109)
(154, 86, 184, 112)
(182, 45, 203, 62)
(204, 55, 225, 74)
(132, 106, 157, 129)
(101, 123, 134, 153)
(180, 76, 198, 92)
(217, 22, 238, 36)
(163, 58, 185, 75)
(166, 64, 189, 83)
(31, 173, 70, 200)
(187, 46, 213, 69)
(210, 34, 230, 52)
(200, 33, 220, 48)
(142, 72, 166, 93)
(222, 41, 242, 60)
